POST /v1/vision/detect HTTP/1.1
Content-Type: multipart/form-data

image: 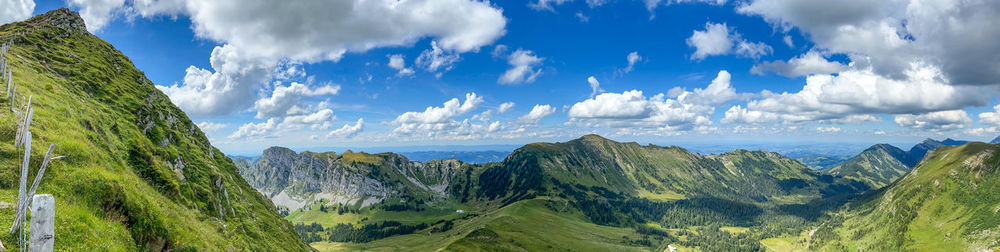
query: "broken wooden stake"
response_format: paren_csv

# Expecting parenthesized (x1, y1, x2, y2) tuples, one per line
(10, 131, 30, 235)
(11, 143, 54, 233)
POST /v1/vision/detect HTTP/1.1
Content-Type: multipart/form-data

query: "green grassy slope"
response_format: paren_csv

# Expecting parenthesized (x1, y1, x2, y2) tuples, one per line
(0, 9, 306, 250)
(811, 142, 1000, 251)
(308, 198, 656, 251)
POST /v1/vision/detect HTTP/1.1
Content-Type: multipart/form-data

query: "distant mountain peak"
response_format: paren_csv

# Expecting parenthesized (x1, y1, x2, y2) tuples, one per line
(990, 135, 1000, 144)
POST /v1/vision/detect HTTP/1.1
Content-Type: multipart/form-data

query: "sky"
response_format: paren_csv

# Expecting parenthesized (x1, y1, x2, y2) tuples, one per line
(2, 0, 1000, 155)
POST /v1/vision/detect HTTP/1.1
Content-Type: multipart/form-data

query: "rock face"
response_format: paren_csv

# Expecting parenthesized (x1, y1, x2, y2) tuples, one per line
(238, 147, 469, 211)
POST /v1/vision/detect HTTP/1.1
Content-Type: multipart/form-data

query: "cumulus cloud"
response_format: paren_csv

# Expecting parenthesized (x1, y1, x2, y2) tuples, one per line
(723, 65, 995, 124)
(196, 121, 227, 132)
(253, 82, 340, 118)
(498, 49, 544, 84)
(416, 41, 461, 75)
(668, 70, 753, 105)
(85, 0, 506, 116)
(394, 93, 483, 125)
(816, 126, 841, 133)
(751, 51, 847, 77)
(687, 22, 771, 60)
(687, 23, 733, 60)
(977, 105, 1000, 127)
(387, 95, 563, 141)
(587, 76, 602, 98)
(568, 70, 751, 131)
(738, 0, 1000, 86)
(497, 102, 515, 113)
(519, 104, 556, 122)
(230, 108, 336, 139)
(894, 110, 971, 131)
(387, 54, 414, 76)
(157, 45, 273, 116)
(327, 118, 363, 138)
(568, 90, 713, 130)
(67, 0, 126, 32)
(0, 0, 34, 25)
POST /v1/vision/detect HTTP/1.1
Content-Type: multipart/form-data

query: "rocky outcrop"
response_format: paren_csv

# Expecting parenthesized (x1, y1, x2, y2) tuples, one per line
(238, 147, 470, 211)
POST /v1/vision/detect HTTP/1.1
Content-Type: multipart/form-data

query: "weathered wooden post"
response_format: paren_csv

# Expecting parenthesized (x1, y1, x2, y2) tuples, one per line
(10, 131, 30, 235)
(28, 194, 54, 252)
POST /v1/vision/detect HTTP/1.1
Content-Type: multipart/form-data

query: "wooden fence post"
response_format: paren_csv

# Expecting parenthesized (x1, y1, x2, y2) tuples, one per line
(28, 194, 54, 252)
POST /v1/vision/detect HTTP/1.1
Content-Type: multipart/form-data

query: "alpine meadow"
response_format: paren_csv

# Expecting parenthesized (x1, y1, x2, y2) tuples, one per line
(0, 0, 999, 251)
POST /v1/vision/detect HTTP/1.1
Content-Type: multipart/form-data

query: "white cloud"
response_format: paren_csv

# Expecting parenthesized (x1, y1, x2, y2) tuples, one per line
(645, 0, 728, 18)
(751, 51, 847, 77)
(84, 0, 505, 116)
(0, 0, 34, 25)
(669, 70, 751, 105)
(782, 35, 793, 48)
(390, 93, 543, 141)
(253, 82, 340, 118)
(977, 105, 1000, 127)
(491, 44, 508, 58)
(738, 0, 1000, 86)
(816, 126, 841, 133)
(734, 40, 772, 59)
(687, 22, 733, 60)
(587, 76, 602, 98)
(620, 51, 643, 74)
(229, 118, 278, 139)
(282, 109, 336, 130)
(963, 127, 998, 136)
(327, 118, 363, 138)
(387, 54, 414, 76)
(196, 121, 227, 132)
(575, 12, 589, 22)
(894, 110, 971, 131)
(230, 108, 336, 139)
(686, 22, 771, 60)
(394, 93, 483, 125)
(498, 49, 544, 84)
(157, 45, 273, 116)
(723, 65, 995, 124)
(519, 104, 556, 122)
(568, 90, 713, 130)
(416, 41, 461, 74)
(67, 0, 124, 32)
(497, 102, 515, 113)
(529, 0, 572, 11)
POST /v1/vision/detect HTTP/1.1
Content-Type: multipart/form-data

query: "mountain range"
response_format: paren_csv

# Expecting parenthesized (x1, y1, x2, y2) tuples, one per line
(235, 134, 1000, 251)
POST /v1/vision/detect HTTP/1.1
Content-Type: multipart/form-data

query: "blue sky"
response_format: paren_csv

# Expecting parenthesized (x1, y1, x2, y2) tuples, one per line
(5, 0, 1000, 155)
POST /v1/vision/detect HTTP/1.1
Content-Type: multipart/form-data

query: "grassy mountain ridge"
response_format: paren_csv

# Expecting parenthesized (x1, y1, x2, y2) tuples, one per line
(811, 142, 1000, 251)
(0, 9, 306, 250)
(479, 134, 868, 205)
(825, 144, 914, 188)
